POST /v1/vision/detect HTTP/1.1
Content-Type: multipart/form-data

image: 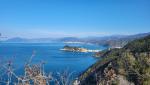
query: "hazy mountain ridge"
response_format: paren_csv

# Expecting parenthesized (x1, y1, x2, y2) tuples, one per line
(3, 37, 58, 43)
(2, 32, 150, 47)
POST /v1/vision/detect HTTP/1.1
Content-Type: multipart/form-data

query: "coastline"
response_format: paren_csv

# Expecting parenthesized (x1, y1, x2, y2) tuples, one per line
(60, 48, 101, 53)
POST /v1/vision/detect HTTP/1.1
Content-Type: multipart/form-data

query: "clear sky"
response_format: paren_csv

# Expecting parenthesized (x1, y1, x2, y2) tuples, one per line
(0, 0, 150, 38)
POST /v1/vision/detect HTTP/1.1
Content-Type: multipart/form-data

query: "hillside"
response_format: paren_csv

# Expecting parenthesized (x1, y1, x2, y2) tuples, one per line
(79, 35, 150, 85)
(83, 32, 150, 47)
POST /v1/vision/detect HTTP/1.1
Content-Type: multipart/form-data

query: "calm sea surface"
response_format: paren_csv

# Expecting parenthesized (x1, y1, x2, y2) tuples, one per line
(0, 43, 107, 79)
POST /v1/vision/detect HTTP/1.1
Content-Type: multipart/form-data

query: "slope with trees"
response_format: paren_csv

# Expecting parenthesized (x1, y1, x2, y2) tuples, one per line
(79, 35, 150, 85)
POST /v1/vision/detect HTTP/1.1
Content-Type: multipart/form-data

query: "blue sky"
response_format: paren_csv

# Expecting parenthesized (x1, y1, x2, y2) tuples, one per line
(0, 0, 150, 38)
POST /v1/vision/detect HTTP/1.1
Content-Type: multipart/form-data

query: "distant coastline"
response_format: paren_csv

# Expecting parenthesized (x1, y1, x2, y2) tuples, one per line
(63, 41, 84, 44)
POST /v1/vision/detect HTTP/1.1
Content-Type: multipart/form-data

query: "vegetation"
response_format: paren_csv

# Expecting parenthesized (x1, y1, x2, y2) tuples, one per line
(79, 35, 150, 85)
(0, 53, 75, 85)
(1, 34, 150, 85)
(61, 45, 88, 52)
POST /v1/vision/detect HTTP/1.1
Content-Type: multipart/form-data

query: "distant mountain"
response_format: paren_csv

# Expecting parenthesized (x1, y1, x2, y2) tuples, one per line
(5, 37, 28, 43)
(3, 37, 56, 43)
(3, 37, 82, 43)
(58, 37, 81, 42)
(3, 32, 150, 45)
(58, 32, 150, 45)
(82, 32, 150, 47)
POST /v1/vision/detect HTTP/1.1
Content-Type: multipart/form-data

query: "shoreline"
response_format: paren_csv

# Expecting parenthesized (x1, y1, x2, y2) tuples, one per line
(60, 48, 101, 53)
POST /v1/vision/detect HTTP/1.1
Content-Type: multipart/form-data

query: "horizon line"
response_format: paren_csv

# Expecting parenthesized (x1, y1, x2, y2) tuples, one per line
(1, 32, 149, 40)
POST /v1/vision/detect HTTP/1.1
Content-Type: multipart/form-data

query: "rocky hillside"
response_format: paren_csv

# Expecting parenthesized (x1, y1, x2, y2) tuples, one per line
(79, 35, 150, 85)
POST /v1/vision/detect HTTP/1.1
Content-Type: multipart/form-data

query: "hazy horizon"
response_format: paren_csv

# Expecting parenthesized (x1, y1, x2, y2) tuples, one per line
(0, 32, 149, 40)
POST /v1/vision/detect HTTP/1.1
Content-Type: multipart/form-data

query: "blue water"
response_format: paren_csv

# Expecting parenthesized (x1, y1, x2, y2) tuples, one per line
(0, 43, 107, 79)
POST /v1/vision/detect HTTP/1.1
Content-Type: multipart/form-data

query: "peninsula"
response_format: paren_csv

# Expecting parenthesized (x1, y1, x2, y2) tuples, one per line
(60, 45, 100, 53)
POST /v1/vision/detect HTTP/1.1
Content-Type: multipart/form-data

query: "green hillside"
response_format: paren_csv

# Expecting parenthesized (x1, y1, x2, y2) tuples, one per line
(79, 35, 150, 85)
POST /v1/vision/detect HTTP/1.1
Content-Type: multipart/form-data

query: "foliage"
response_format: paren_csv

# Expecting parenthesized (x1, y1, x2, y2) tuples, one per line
(79, 35, 150, 85)
(0, 53, 75, 85)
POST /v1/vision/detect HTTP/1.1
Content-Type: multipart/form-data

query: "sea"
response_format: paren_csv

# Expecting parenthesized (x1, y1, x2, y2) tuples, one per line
(0, 42, 107, 84)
